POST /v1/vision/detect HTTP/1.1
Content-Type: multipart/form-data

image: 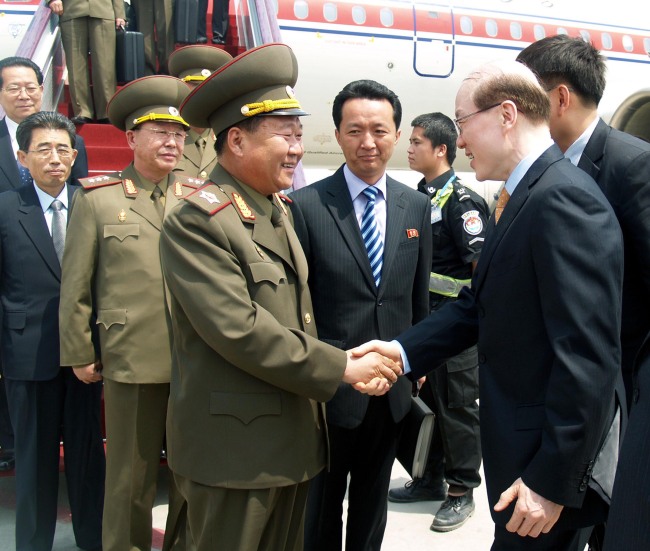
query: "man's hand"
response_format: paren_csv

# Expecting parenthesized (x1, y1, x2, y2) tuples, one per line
(352, 377, 392, 396)
(115, 18, 126, 29)
(48, 0, 63, 15)
(343, 350, 401, 386)
(494, 477, 564, 538)
(349, 340, 403, 371)
(72, 361, 103, 384)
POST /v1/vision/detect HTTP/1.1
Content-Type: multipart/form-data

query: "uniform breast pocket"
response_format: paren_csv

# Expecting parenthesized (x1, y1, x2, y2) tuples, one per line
(249, 262, 286, 286)
(104, 224, 140, 242)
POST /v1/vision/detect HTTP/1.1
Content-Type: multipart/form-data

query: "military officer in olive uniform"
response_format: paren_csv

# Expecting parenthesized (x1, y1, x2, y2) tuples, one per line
(49, 0, 125, 123)
(133, 0, 174, 75)
(159, 43, 401, 551)
(59, 76, 201, 551)
(389, 112, 485, 533)
(169, 45, 232, 179)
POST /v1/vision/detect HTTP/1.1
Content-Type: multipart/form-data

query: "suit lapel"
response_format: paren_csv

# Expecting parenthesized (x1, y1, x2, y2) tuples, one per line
(577, 118, 607, 182)
(379, 179, 406, 295)
(17, 185, 61, 279)
(325, 169, 377, 291)
(0, 119, 20, 189)
(473, 146, 563, 295)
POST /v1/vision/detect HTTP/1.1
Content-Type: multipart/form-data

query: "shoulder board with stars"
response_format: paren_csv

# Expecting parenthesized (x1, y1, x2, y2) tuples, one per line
(172, 175, 205, 197)
(184, 183, 231, 215)
(79, 173, 122, 190)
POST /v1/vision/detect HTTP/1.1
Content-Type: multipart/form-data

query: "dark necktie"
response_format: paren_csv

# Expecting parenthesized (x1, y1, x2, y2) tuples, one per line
(17, 160, 32, 187)
(361, 186, 384, 287)
(50, 199, 66, 264)
(494, 187, 510, 224)
(152, 185, 164, 220)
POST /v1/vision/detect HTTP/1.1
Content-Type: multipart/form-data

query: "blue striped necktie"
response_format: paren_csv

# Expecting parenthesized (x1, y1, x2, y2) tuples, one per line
(361, 186, 384, 287)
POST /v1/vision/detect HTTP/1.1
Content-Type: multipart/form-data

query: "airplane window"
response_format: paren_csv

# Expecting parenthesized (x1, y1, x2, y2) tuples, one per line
(510, 22, 522, 40)
(645, 38, 650, 54)
(622, 35, 634, 52)
(579, 30, 590, 42)
(556, 27, 568, 35)
(534, 24, 546, 40)
(486, 19, 498, 37)
(460, 16, 473, 34)
(323, 2, 337, 22)
(294, 0, 308, 20)
(601, 33, 613, 50)
(352, 5, 366, 25)
(380, 7, 394, 27)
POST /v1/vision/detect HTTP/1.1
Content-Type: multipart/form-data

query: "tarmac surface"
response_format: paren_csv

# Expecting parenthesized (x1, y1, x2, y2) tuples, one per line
(0, 459, 498, 550)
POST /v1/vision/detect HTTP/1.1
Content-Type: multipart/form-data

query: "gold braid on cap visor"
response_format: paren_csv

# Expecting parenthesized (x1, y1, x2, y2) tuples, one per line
(241, 98, 302, 116)
(182, 75, 207, 82)
(132, 113, 190, 127)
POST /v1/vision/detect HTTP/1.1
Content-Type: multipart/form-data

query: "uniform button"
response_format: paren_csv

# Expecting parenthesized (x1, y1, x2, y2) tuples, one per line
(200, 171, 208, 178)
(304, 313, 312, 324)
(579, 483, 587, 491)
(377, 300, 383, 306)
(479, 354, 486, 364)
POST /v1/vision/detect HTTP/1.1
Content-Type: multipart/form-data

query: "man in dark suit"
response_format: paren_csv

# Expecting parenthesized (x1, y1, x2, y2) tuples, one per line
(354, 61, 624, 550)
(0, 56, 89, 191)
(0, 111, 104, 551)
(0, 55, 89, 473)
(290, 79, 431, 551)
(517, 35, 650, 412)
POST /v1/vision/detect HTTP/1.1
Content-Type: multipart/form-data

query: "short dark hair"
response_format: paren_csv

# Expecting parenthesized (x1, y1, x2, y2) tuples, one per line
(516, 35, 606, 107)
(0, 56, 43, 88)
(411, 112, 457, 165)
(332, 79, 402, 130)
(17, 111, 76, 152)
(214, 115, 265, 156)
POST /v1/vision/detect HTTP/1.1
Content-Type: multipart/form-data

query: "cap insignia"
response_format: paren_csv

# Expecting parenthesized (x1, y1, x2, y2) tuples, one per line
(169, 106, 179, 116)
(201, 69, 211, 77)
(232, 193, 255, 220)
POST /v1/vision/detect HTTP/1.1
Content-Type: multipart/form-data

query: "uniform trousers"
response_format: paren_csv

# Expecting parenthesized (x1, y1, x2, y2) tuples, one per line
(5, 369, 104, 551)
(60, 17, 117, 119)
(0, 373, 13, 452)
(177, 472, 309, 551)
(102, 379, 186, 551)
(133, 0, 175, 74)
(422, 345, 482, 491)
(304, 394, 401, 551)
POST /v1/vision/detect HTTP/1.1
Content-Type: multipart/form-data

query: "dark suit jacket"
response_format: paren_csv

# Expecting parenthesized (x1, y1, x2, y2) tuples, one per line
(0, 117, 88, 192)
(398, 146, 623, 530)
(290, 166, 432, 428)
(578, 119, 650, 382)
(0, 183, 77, 380)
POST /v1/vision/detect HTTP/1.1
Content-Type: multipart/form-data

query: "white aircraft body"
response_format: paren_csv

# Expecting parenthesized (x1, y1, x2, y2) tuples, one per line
(270, 0, 650, 189)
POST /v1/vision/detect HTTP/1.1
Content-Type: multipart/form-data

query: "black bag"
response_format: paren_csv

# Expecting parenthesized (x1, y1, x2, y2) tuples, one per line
(116, 27, 145, 83)
(396, 397, 435, 478)
(174, 0, 199, 44)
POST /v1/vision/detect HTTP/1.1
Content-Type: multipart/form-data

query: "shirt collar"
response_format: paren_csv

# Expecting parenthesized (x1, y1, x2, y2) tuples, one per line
(564, 116, 599, 166)
(343, 164, 387, 201)
(504, 138, 555, 196)
(33, 182, 68, 213)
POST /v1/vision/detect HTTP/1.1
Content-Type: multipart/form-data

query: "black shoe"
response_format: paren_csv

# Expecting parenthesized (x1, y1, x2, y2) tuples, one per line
(71, 116, 92, 125)
(388, 478, 447, 503)
(430, 491, 475, 532)
(96, 118, 110, 124)
(0, 449, 15, 472)
(196, 36, 208, 44)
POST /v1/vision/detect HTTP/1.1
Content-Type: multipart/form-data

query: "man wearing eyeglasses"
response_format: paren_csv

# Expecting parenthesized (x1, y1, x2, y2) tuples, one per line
(0, 111, 105, 551)
(354, 60, 624, 550)
(0, 56, 89, 192)
(58, 75, 199, 551)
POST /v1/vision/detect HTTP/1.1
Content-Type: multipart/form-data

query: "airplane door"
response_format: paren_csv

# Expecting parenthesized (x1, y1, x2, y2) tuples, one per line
(412, 2, 454, 78)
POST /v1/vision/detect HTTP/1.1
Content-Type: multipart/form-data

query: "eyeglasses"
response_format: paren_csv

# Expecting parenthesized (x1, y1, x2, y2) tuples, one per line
(138, 127, 187, 143)
(27, 147, 74, 159)
(453, 103, 503, 135)
(1, 85, 43, 97)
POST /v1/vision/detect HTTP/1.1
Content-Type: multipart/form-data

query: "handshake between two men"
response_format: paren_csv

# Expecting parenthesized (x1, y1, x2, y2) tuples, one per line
(343, 340, 403, 396)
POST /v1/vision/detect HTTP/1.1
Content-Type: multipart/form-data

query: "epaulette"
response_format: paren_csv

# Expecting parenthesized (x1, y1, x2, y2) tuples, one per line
(171, 175, 205, 197)
(184, 183, 231, 216)
(79, 173, 122, 190)
(454, 180, 472, 202)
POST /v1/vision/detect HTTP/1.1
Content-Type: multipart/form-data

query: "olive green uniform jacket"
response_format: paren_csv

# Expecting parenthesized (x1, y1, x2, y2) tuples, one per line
(59, 163, 201, 383)
(160, 165, 347, 489)
(173, 128, 218, 180)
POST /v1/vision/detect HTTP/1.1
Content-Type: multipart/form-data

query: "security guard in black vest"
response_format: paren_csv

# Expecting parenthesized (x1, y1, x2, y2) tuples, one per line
(389, 112, 485, 533)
